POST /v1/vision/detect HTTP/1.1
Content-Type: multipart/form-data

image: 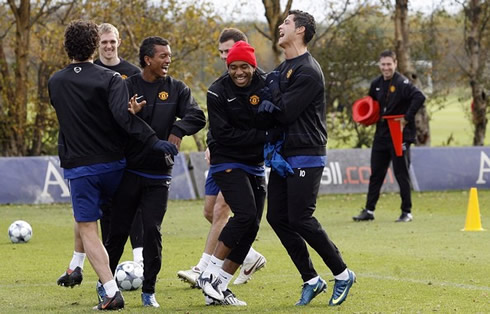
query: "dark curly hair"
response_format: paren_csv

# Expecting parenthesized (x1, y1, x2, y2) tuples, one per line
(64, 20, 99, 61)
(289, 10, 316, 45)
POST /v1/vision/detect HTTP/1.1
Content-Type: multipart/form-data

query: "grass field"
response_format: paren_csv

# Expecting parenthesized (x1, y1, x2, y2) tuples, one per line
(1, 190, 489, 313)
(427, 89, 490, 147)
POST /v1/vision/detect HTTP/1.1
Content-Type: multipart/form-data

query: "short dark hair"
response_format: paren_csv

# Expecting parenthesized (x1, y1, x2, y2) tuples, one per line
(64, 20, 99, 61)
(218, 28, 248, 43)
(379, 50, 397, 61)
(139, 36, 170, 68)
(289, 10, 316, 44)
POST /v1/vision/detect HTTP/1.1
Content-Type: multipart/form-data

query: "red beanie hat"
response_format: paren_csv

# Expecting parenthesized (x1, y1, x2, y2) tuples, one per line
(226, 41, 257, 68)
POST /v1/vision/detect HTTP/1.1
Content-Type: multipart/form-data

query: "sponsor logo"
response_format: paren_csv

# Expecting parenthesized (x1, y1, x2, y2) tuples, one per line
(158, 91, 169, 101)
(476, 151, 490, 184)
(320, 162, 394, 185)
(74, 67, 82, 73)
(249, 95, 260, 105)
(227, 97, 236, 102)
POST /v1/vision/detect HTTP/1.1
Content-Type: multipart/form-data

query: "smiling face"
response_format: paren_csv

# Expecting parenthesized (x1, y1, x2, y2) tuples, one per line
(145, 44, 171, 79)
(278, 14, 297, 47)
(379, 56, 397, 80)
(228, 60, 254, 88)
(99, 31, 120, 61)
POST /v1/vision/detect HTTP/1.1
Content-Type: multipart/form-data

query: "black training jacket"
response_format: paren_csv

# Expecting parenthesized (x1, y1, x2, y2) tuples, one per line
(48, 62, 158, 169)
(124, 74, 206, 175)
(369, 72, 426, 143)
(207, 72, 274, 165)
(270, 52, 327, 157)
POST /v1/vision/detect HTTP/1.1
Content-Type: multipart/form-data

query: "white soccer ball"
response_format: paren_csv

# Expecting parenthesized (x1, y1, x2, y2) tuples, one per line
(8, 220, 32, 243)
(115, 261, 144, 291)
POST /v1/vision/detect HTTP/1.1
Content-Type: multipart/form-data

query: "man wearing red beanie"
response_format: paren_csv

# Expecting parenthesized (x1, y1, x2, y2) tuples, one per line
(195, 41, 276, 306)
(177, 28, 267, 289)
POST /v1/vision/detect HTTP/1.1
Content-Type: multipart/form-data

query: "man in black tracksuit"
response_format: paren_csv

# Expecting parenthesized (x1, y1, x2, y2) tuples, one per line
(49, 20, 176, 311)
(196, 41, 274, 306)
(104, 36, 205, 308)
(353, 50, 425, 223)
(263, 10, 355, 307)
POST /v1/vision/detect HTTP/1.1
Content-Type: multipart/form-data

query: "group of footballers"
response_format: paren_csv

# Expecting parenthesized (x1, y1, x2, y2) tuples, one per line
(49, 9, 357, 311)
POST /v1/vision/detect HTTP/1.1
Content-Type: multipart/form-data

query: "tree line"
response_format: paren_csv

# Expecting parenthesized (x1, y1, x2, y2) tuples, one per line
(0, 0, 488, 156)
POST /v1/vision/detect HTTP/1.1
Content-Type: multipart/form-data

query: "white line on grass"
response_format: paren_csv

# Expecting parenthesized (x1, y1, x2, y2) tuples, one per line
(361, 273, 490, 291)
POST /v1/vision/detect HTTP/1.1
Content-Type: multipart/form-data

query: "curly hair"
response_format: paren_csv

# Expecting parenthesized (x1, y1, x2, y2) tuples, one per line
(64, 20, 99, 61)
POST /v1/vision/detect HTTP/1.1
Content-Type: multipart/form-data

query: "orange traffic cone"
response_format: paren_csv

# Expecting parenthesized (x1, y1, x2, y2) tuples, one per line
(383, 115, 404, 157)
(462, 187, 485, 231)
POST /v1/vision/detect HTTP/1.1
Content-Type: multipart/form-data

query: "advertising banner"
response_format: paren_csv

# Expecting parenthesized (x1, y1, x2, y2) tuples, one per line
(410, 147, 490, 191)
(0, 154, 195, 204)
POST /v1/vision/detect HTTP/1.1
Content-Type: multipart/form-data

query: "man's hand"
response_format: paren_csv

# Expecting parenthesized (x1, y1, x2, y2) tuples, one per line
(258, 100, 281, 113)
(128, 94, 146, 114)
(168, 134, 182, 150)
(401, 117, 408, 129)
(152, 140, 178, 155)
(266, 71, 280, 92)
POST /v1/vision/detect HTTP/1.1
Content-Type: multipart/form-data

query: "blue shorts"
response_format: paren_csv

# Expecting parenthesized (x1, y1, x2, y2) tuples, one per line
(204, 171, 220, 196)
(69, 169, 124, 222)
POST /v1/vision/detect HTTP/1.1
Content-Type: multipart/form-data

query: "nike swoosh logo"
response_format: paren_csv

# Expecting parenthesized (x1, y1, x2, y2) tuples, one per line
(332, 281, 351, 304)
(227, 97, 236, 102)
(243, 259, 261, 276)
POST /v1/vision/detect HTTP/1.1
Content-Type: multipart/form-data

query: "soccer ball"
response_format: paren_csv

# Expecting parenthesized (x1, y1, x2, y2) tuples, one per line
(8, 220, 32, 243)
(115, 261, 144, 291)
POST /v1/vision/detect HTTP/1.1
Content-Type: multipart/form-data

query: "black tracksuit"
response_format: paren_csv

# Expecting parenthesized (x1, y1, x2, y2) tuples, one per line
(94, 58, 144, 250)
(207, 71, 274, 264)
(48, 62, 158, 169)
(266, 52, 347, 282)
(106, 73, 206, 294)
(365, 72, 425, 213)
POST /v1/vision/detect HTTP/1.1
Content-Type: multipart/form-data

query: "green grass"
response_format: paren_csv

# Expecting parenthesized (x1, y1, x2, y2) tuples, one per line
(1, 190, 490, 312)
(428, 89, 490, 147)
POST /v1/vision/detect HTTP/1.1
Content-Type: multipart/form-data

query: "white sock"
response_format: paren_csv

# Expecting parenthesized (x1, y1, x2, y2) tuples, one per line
(103, 279, 119, 298)
(334, 269, 350, 281)
(69, 251, 86, 270)
(306, 275, 319, 285)
(203, 255, 224, 278)
(133, 247, 143, 264)
(196, 253, 211, 272)
(243, 247, 258, 264)
(218, 269, 233, 292)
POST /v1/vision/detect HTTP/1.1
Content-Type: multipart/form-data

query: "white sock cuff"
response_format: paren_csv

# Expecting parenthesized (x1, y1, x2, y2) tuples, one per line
(306, 275, 320, 285)
(334, 268, 350, 281)
(209, 255, 224, 268)
(103, 279, 119, 298)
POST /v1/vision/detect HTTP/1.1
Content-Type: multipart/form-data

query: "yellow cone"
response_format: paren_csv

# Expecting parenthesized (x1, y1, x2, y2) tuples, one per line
(462, 188, 485, 231)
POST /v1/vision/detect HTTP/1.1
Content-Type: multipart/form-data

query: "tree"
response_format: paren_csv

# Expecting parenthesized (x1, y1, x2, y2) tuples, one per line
(394, 0, 431, 146)
(255, 0, 293, 65)
(0, 0, 75, 156)
(461, 0, 489, 145)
